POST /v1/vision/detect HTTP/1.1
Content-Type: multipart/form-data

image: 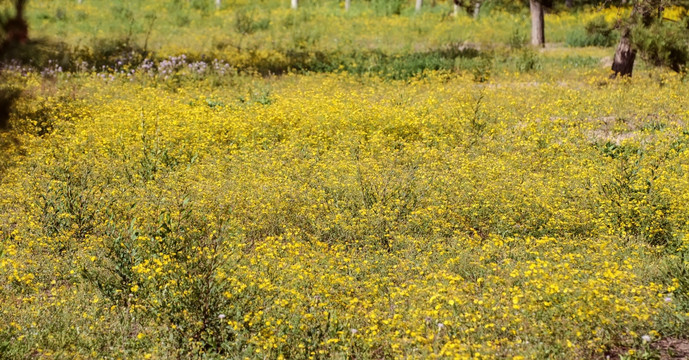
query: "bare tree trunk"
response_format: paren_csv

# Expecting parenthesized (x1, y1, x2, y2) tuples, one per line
(415, 0, 423, 12)
(453, 0, 460, 16)
(610, 1, 659, 77)
(566, 0, 573, 8)
(345, 0, 350, 11)
(530, 0, 545, 47)
(215, 0, 221, 10)
(610, 0, 663, 78)
(1, 0, 27, 48)
(473, 1, 481, 19)
(611, 28, 636, 77)
(291, 0, 298, 10)
(0, 0, 28, 130)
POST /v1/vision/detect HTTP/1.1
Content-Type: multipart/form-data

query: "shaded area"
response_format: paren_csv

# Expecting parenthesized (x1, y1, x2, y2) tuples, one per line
(0, 0, 28, 130)
(1, 38, 487, 80)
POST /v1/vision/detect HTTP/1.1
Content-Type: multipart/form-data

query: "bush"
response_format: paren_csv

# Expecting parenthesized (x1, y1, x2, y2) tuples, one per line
(633, 20, 689, 72)
(513, 48, 539, 72)
(233, 10, 270, 36)
(508, 28, 527, 50)
(597, 142, 674, 246)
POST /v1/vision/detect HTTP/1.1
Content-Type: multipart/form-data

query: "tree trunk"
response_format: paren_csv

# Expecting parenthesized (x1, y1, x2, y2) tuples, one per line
(566, 0, 573, 8)
(473, 1, 481, 19)
(291, 0, 298, 10)
(215, 0, 221, 10)
(415, 0, 423, 12)
(453, 0, 460, 16)
(0, 0, 28, 130)
(609, 1, 656, 78)
(530, 0, 545, 47)
(345, 0, 350, 11)
(610, 28, 636, 77)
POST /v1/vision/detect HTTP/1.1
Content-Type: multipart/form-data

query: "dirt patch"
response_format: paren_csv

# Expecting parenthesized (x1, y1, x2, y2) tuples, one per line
(603, 338, 689, 360)
(652, 338, 689, 359)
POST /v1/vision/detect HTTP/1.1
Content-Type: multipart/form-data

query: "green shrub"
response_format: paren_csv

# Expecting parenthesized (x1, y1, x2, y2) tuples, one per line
(633, 20, 689, 72)
(513, 48, 539, 72)
(468, 56, 492, 82)
(508, 28, 527, 49)
(597, 142, 674, 246)
(233, 10, 270, 36)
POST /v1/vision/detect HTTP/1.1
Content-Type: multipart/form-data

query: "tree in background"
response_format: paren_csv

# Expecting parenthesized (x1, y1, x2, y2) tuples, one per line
(474, 1, 481, 17)
(451, 0, 483, 18)
(453, 0, 461, 15)
(611, 0, 689, 77)
(530, 0, 546, 46)
(1, 0, 27, 54)
(0, 0, 28, 130)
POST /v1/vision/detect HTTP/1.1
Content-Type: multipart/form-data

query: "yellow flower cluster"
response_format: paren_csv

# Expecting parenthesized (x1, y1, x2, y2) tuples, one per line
(1, 70, 688, 358)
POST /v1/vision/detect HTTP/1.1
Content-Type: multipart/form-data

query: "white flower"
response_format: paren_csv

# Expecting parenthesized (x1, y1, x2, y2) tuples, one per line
(350, 328, 358, 334)
(641, 335, 651, 343)
(218, 314, 226, 319)
(664, 296, 672, 302)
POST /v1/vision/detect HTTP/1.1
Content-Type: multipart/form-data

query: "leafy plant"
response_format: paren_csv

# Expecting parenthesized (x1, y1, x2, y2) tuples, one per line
(597, 142, 674, 246)
(633, 19, 689, 72)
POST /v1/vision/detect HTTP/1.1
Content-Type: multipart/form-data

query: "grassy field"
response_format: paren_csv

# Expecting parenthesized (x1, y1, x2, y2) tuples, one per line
(10, 0, 638, 76)
(1, 1, 689, 359)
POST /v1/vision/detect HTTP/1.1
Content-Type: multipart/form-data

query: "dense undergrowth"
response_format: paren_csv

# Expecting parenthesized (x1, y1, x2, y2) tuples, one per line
(1, 67, 689, 358)
(1, 0, 689, 359)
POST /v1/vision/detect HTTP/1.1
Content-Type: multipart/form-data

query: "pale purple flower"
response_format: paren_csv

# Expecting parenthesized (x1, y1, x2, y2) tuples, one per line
(188, 61, 208, 75)
(41, 60, 63, 79)
(212, 59, 232, 76)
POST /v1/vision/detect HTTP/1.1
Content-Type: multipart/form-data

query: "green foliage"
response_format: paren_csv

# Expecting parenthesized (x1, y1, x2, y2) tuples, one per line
(566, 16, 617, 47)
(633, 19, 689, 72)
(233, 9, 270, 36)
(513, 48, 540, 72)
(370, 0, 405, 16)
(38, 160, 102, 252)
(597, 142, 674, 246)
(80, 218, 144, 305)
(508, 28, 527, 49)
(466, 55, 492, 82)
(190, 0, 213, 13)
(272, 45, 484, 79)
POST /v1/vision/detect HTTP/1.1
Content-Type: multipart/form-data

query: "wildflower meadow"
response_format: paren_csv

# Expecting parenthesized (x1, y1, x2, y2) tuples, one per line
(1, 0, 689, 359)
